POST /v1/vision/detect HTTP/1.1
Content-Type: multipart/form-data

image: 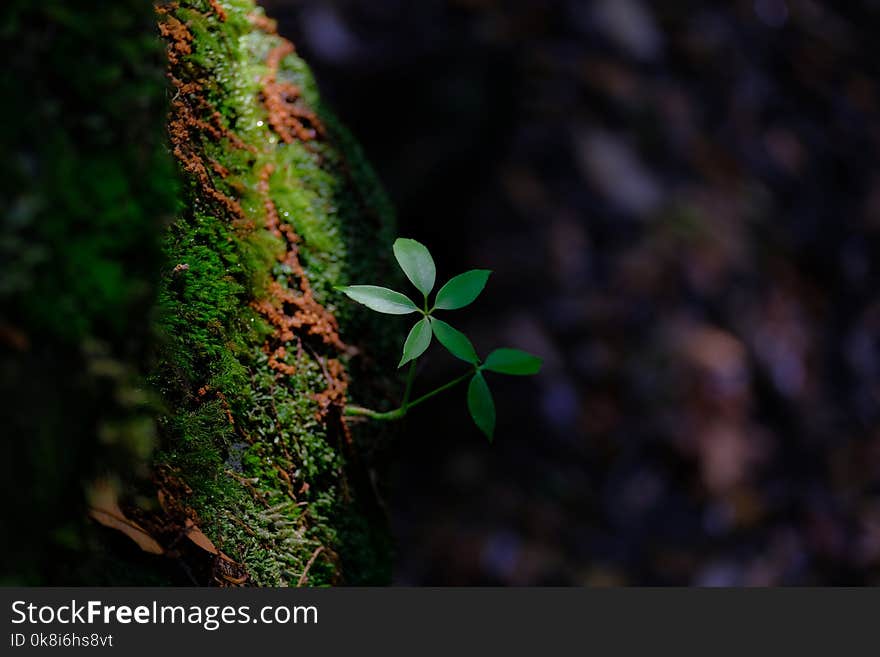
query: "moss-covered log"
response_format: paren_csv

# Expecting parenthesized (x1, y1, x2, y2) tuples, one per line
(1, 0, 397, 585)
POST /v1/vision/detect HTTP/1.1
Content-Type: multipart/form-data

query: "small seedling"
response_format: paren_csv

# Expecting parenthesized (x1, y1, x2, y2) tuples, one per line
(337, 238, 542, 440)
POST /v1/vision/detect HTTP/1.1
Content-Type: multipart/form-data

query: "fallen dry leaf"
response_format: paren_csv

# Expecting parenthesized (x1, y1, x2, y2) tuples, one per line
(184, 518, 219, 555)
(88, 479, 164, 555)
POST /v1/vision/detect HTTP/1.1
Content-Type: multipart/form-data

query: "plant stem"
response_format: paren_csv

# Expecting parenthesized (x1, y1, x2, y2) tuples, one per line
(401, 360, 418, 408)
(405, 371, 472, 410)
(343, 370, 473, 422)
(343, 405, 407, 421)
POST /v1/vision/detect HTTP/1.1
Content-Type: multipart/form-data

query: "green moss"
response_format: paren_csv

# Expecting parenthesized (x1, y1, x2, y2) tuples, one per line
(152, 0, 398, 585)
(0, 0, 177, 583)
(2, 0, 397, 585)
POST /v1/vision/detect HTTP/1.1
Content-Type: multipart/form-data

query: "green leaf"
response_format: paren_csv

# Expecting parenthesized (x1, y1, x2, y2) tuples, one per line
(393, 238, 436, 296)
(337, 285, 419, 315)
(434, 270, 492, 310)
(483, 348, 543, 375)
(467, 372, 496, 440)
(430, 318, 479, 364)
(399, 318, 432, 367)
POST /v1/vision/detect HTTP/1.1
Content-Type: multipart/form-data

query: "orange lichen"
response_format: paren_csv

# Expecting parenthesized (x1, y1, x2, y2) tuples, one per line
(165, 71, 256, 233)
(257, 162, 282, 238)
(250, 163, 350, 429)
(315, 358, 352, 443)
(159, 25, 189, 60)
(267, 345, 297, 376)
(261, 41, 326, 144)
(247, 12, 278, 34)
(252, 164, 345, 352)
(193, 109, 253, 152)
(158, 9, 248, 224)
(168, 73, 256, 153)
(158, 15, 256, 225)
(168, 98, 246, 220)
(314, 358, 349, 417)
(168, 73, 200, 98)
(209, 159, 230, 178)
(207, 0, 227, 22)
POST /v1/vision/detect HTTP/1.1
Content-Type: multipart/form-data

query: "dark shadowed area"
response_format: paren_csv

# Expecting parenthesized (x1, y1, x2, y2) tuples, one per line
(263, 0, 880, 585)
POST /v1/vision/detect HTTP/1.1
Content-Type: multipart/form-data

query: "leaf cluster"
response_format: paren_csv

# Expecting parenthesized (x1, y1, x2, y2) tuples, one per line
(338, 239, 541, 439)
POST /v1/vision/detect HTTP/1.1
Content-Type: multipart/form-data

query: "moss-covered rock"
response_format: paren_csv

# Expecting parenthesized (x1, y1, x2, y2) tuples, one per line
(1, 0, 397, 585)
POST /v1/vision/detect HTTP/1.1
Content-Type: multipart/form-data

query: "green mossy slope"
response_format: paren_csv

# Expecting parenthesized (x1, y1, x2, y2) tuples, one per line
(1, 0, 398, 585)
(151, 0, 397, 586)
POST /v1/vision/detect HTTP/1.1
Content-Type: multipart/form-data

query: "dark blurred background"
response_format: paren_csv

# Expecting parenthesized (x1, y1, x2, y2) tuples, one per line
(261, 0, 880, 585)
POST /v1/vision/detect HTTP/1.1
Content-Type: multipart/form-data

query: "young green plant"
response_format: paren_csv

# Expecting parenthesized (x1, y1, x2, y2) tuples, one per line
(337, 238, 542, 440)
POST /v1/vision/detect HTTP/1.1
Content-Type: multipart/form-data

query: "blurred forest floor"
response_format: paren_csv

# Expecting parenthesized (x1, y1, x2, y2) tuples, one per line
(263, 0, 880, 585)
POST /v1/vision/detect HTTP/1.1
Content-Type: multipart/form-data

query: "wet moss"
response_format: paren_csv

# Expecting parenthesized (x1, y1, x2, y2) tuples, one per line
(2, 0, 397, 585)
(152, 0, 397, 585)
